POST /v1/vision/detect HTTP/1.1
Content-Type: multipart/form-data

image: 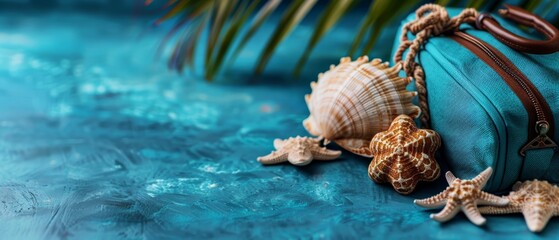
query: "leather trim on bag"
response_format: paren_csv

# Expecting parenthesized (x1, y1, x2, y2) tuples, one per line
(450, 32, 555, 144)
(475, 4, 559, 54)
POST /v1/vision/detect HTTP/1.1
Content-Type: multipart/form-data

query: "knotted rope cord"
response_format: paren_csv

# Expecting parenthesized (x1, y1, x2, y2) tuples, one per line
(394, 4, 478, 128)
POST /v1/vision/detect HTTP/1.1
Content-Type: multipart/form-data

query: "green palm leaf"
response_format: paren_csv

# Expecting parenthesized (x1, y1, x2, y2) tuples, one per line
(255, 0, 318, 74)
(231, 0, 282, 61)
(151, 0, 548, 82)
(348, 0, 385, 57)
(435, 0, 452, 6)
(294, 0, 354, 76)
(522, 0, 542, 12)
(156, 1, 212, 63)
(360, 0, 417, 55)
(466, 0, 486, 9)
(206, 0, 261, 80)
(205, 0, 236, 72)
(154, 0, 189, 25)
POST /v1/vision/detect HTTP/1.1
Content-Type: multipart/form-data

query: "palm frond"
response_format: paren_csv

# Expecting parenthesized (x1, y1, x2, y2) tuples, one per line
(205, 0, 236, 74)
(183, 16, 208, 70)
(155, 1, 211, 60)
(522, 0, 542, 12)
(348, 1, 384, 57)
(466, 0, 486, 9)
(159, 1, 213, 72)
(255, 0, 318, 74)
(206, 1, 261, 80)
(360, 0, 421, 56)
(539, 0, 557, 18)
(151, 0, 549, 82)
(231, 0, 282, 61)
(435, 0, 452, 6)
(294, 0, 355, 76)
(154, 0, 189, 24)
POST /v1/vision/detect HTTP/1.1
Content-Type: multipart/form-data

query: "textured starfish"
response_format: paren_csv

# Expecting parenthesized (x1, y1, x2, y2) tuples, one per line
(414, 167, 509, 226)
(257, 136, 341, 166)
(369, 114, 441, 194)
(479, 180, 559, 232)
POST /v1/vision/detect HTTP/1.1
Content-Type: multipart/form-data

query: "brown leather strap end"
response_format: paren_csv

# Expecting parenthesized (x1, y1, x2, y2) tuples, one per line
(476, 4, 559, 54)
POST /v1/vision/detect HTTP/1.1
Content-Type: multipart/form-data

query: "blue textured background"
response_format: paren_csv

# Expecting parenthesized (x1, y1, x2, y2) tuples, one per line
(1, 1, 559, 239)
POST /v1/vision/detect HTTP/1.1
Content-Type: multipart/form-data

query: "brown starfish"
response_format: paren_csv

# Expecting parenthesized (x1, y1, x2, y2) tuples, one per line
(368, 114, 441, 194)
(414, 167, 509, 226)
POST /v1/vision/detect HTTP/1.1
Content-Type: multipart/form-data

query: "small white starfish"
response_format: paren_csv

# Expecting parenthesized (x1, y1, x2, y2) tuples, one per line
(414, 167, 509, 226)
(257, 136, 341, 166)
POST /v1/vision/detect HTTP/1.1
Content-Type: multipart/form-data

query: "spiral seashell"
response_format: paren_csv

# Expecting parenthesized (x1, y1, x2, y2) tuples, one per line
(303, 56, 421, 156)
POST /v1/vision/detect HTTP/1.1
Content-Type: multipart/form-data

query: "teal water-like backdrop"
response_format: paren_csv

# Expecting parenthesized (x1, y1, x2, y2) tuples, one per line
(0, 0, 558, 239)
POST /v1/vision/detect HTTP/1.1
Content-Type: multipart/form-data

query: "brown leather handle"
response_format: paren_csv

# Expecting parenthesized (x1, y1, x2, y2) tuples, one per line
(475, 4, 559, 54)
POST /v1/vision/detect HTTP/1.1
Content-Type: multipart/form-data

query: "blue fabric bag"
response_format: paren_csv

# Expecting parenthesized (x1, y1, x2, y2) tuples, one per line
(392, 5, 559, 192)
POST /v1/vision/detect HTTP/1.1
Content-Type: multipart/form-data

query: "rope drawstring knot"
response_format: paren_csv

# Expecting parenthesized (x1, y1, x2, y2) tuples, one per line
(410, 5, 451, 35)
(394, 4, 478, 128)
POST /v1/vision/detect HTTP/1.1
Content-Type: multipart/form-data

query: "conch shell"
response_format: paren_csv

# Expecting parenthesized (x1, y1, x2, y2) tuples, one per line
(304, 56, 420, 157)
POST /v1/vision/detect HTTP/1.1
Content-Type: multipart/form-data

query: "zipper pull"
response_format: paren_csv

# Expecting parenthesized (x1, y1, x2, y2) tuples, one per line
(520, 121, 558, 156)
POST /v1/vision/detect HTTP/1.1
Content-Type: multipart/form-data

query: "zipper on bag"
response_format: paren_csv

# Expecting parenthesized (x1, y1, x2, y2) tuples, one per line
(450, 31, 558, 156)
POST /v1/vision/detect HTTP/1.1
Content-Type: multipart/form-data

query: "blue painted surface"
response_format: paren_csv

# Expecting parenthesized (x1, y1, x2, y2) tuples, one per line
(0, 3, 558, 240)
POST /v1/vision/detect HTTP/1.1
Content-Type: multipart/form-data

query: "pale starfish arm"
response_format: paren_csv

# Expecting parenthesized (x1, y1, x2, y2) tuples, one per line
(472, 167, 493, 188)
(414, 191, 448, 208)
(261, 136, 338, 166)
(477, 192, 509, 206)
(462, 201, 486, 226)
(478, 205, 520, 215)
(523, 206, 554, 232)
(273, 139, 285, 149)
(310, 148, 341, 160)
(257, 151, 288, 165)
(445, 171, 456, 185)
(430, 200, 460, 222)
